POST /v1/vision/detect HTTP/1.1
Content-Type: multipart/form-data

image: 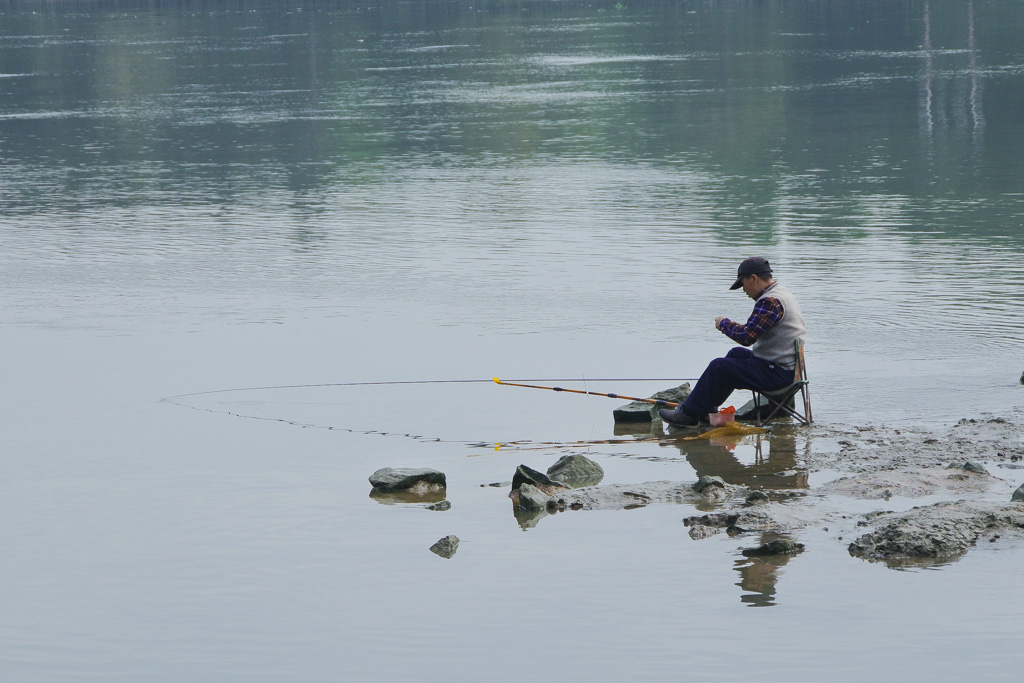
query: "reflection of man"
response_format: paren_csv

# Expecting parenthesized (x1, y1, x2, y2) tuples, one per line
(674, 431, 807, 491)
(661, 257, 806, 428)
(735, 535, 795, 607)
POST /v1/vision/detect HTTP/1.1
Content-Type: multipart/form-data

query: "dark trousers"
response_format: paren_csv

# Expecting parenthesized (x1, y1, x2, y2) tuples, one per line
(682, 347, 794, 418)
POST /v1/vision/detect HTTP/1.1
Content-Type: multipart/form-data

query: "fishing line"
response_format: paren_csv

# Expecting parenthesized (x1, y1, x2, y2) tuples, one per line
(582, 373, 597, 446)
(164, 391, 676, 453)
(160, 376, 700, 452)
(162, 377, 698, 402)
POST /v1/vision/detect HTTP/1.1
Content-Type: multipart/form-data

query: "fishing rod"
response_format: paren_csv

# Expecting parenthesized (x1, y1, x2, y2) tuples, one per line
(493, 378, 682, 407)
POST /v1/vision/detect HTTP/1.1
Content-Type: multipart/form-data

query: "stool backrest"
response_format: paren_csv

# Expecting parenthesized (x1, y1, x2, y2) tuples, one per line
(794, 338, 808, 384)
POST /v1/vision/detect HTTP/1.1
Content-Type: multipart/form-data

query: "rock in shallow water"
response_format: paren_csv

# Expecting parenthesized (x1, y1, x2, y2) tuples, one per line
(688, 524, 720, 540)
(1012, 483, 1024, 502)
(546, 454, 604, 488)
(369, 467, 446, 493)
(745, 491, 771, 506)
(510, 464, 569, 496)
(429, 535, 459, 559)
(517, 483, 550, 512)
(612, 383, 691, 423)
(693, 475, 726, 493)
(742, 538, 805, 556)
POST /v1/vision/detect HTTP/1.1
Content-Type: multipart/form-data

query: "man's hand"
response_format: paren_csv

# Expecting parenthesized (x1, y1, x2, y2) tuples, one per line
(715, 316, 726, 331)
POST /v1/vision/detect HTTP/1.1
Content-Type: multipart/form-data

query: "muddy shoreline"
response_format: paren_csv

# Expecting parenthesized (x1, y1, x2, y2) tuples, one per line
(519, 414, 1024, 568)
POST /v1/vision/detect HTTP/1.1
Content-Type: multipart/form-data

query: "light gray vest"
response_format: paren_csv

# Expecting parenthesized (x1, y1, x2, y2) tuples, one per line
(752, 282, 806, 370)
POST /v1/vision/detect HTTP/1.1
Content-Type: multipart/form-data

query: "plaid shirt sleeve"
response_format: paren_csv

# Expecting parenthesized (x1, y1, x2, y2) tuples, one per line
(718, 297, 784, 346)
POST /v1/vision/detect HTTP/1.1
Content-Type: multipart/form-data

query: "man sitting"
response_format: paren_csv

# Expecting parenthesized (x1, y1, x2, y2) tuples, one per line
(660, 257, 806, 428)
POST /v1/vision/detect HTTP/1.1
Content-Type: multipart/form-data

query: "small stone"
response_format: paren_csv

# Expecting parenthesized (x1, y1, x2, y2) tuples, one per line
(944, 461, 989, 475)
(693, 475, 726, 493)
(745, 491, 770, 505)
(369, 467, 446, 493)
(426, 500, 451, 511)
(741, 538, 805, 556)
(1012, 483, 1024, 503)
(684, 512, 740, 528)
(546, 454, 604, 488)
(517, 483, 550, 512)
(688, 525, 720, 540)
(511, 464, 569, 496)
(429, 535, 459, 559)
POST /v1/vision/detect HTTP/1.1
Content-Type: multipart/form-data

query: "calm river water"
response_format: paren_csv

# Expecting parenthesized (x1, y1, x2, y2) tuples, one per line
(2, 0, 1023, 680)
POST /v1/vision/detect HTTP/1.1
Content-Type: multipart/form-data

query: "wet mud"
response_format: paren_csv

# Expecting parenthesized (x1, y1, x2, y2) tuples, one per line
(848, 501, 1024, 565)
(516, 414, 1024, 568)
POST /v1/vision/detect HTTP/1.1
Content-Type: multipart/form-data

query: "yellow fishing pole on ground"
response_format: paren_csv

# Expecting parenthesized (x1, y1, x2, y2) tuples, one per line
(492, 377, 681, 408)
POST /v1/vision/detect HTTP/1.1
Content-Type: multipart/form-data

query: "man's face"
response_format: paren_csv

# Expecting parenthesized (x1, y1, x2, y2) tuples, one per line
(741, 274, 763, 299)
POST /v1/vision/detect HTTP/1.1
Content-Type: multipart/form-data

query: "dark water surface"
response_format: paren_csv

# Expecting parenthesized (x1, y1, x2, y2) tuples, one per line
(2, 1, 1024, 680)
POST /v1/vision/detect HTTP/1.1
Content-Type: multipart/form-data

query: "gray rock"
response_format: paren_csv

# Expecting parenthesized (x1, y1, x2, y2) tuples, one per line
(745, 491, 771, 506)
(688, 524, 721, 540)
(429, 535, 459, 559)
(735, 396, 765, 422)
(963, 461, 989, 474)
(683, 509, 780, 534)
(517, 483, 550, 512)
(741, 538, 805, 556)
(426, 500, 451, 511)
(511, 464, 569, 495)
(735, 394, 795, 422)
(369, 467, 446, 493)
(613, 383, 691, 423)
(1013, 483, 1024, 502)
(693, 475, 726, 493)
(546, 454, 604, 488)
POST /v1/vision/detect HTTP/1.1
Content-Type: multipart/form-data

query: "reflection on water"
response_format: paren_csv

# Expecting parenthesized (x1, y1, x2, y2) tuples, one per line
(734, 533, 802, 608)
(369, 488, 447, 507)
(919, 1, 986, 145)
(671, 429, 809, 606)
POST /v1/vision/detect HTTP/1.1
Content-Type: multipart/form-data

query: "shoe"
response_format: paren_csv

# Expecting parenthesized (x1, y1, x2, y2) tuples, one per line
(659, 408, 700, 428)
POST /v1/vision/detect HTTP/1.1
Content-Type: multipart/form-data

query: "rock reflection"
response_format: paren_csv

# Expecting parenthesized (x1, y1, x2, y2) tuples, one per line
(369, 488, 447, 507)
(512, 501, 548, 530)
(612, 421, 664, 438)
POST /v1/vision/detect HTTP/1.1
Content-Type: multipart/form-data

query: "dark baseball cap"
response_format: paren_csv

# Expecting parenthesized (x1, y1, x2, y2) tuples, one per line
(730, 256, 772, 290)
